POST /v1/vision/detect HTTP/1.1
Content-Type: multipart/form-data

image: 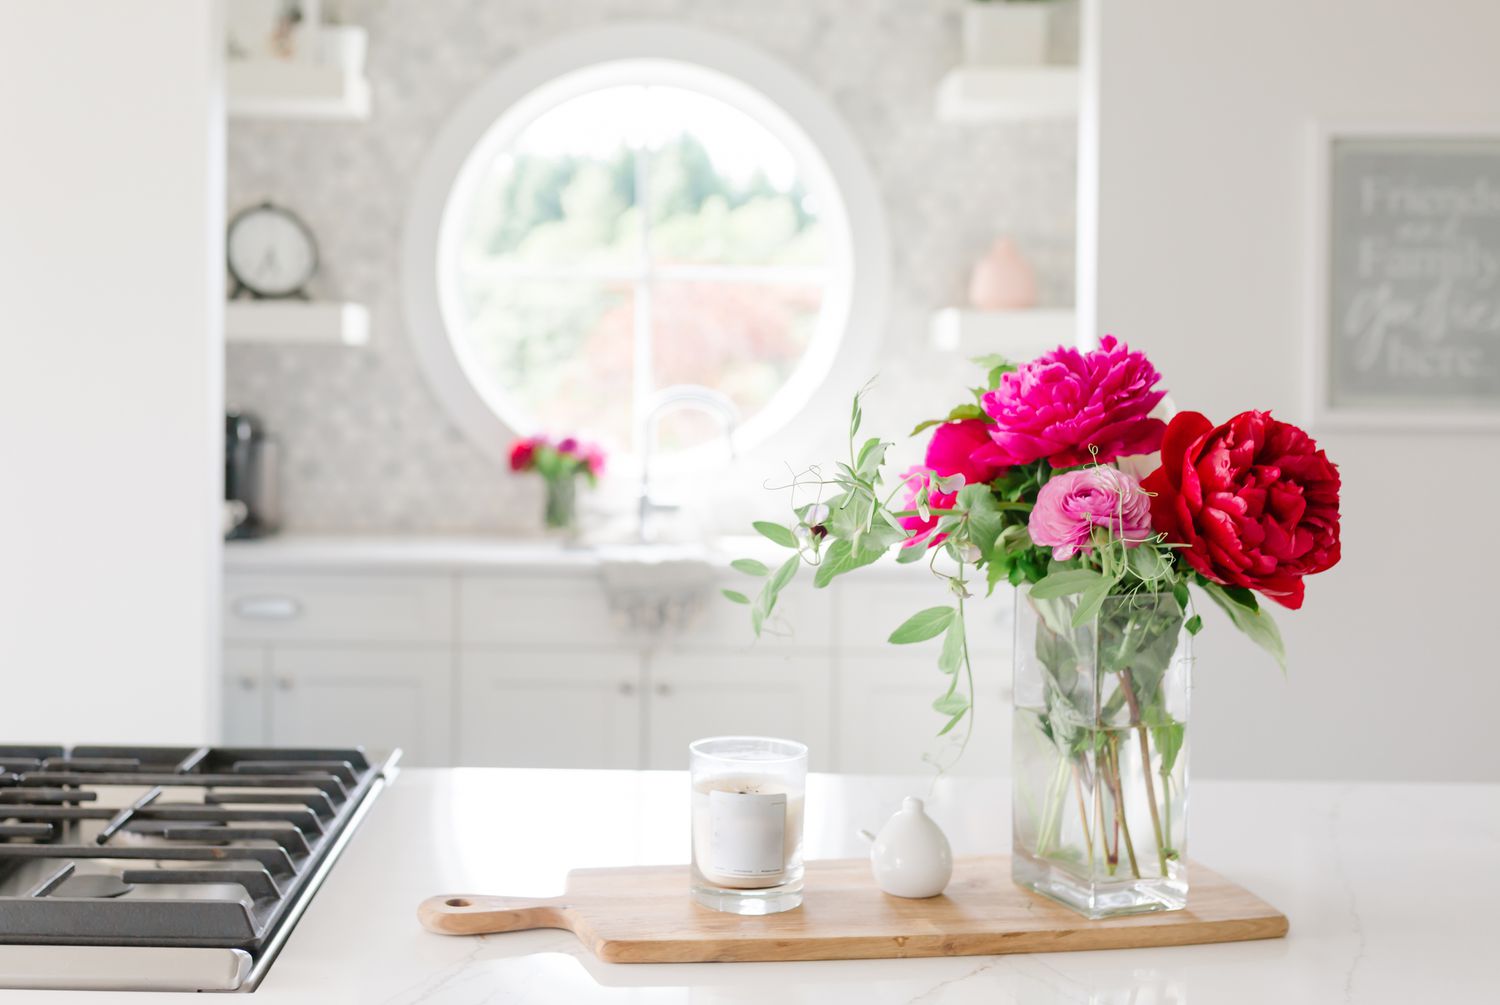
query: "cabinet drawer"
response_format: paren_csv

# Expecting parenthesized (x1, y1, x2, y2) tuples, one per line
(833, 578, 1012, 655)
(224, 573, 452, 644)
(459, 574, 626, 647)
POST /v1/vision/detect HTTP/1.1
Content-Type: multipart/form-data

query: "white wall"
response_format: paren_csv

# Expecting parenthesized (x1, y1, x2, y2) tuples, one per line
(1083, 0, 1500, 780)
(0, 2, 224, 743)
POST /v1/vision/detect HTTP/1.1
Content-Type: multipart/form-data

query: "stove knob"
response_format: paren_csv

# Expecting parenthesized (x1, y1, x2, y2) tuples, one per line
(617, 681, 636, 696)
(275, 676, 294, 691)
(237, 675, 258, 691)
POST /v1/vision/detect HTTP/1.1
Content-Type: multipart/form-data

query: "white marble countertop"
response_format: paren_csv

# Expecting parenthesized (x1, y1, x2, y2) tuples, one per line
(11, 769, 1496, 1003)
(222, 534, 912, 577)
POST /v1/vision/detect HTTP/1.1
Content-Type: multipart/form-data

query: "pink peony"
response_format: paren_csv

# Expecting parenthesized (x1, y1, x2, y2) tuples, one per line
(1027, 466, 1153, 560)
(899, 419, 1005, 548)
(976, 335, 1168, 469)
(508, 435, 543, 472)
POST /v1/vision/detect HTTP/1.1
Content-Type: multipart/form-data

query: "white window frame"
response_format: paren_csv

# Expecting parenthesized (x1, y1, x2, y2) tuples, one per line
(402, 23, 889, 475)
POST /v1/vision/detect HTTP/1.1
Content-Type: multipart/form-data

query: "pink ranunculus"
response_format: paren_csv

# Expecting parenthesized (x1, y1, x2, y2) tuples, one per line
(508, 435, 543, 472)
(976, 335, 1168, 469)
(1027, 466, 1154, 561)
(898, 419, 1005, 548)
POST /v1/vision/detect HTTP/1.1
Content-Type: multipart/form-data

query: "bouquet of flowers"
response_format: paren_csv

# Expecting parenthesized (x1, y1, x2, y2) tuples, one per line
(508, 434, 605, 531)
(730, 336, 1341, 915)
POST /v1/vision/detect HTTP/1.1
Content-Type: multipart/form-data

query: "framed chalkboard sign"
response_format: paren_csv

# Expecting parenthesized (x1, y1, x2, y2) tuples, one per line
(1310, 128, 1500, 429)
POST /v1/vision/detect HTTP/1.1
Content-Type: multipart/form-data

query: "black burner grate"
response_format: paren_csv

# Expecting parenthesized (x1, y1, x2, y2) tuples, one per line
(0, 745, 393, 951)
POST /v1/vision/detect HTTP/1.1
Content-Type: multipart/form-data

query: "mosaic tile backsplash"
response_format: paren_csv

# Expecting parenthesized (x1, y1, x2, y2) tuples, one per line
(226, 0, 1078, 534)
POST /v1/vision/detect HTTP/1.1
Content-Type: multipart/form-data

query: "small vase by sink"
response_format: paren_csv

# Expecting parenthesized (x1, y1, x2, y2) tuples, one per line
(544, 477, 577, 534)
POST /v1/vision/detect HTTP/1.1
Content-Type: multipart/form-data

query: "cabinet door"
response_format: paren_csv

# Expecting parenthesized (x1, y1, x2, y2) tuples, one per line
(458, 649, 643, 769)
(267, 647, 453, 766)
(223, 644, 268, 746)
(645, 654, 833, 770)
(835, 653, 1012, 775)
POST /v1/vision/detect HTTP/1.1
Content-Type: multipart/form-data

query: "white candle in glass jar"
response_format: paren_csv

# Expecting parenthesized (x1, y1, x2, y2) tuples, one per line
(691, 774, 805, 889)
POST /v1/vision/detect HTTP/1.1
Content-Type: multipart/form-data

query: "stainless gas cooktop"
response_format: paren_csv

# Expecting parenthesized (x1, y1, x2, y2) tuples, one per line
(0, 744, 398, 992)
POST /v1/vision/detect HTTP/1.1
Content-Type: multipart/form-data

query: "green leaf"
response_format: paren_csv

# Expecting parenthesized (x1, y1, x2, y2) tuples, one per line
(932, 692, 970, 716)
(1172, 581, 1190, 611)
(1185, 613, 1203, 635)
(1199, 581, 1286, 671)
(1152, 720, 1186, 777)
(730, 558, 770, 577)
(888, 606, 957, 644)
(1125, 545, 1168, 582)
(855, 437, 890, 480)
(937, 617, 965, 675)
(812, 537, 886, 588)
(909, 418, 944, 437)
(896, 541, 927, 563)
(948, 402, 985, 422)
(768, 554, 799, 594)
(752, 521, 798, 548)
(1070, 577, 1113, 628)
(936, 710, 968, 737)
(1029, 569, 1106, 600)
(722, 589, 750, 605)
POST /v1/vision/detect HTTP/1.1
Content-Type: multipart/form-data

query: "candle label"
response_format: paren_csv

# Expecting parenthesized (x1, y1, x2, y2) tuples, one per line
(708, 789, 787, 879)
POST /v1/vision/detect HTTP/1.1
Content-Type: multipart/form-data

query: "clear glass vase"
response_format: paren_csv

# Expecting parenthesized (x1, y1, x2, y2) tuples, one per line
(543, 476, 577, 532)
(1012, 586, 1192, 918)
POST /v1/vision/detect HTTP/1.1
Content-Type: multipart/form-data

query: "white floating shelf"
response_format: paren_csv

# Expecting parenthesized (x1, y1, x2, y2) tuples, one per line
(935, 66, 1079, 123)
(226, 61, 371, 122)
(929, 308, 1076, 358)
(226, 301, 369, 346)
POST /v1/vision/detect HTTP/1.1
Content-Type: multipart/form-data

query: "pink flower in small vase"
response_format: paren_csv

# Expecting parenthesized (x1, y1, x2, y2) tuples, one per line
(1027, 466, 1153, 561)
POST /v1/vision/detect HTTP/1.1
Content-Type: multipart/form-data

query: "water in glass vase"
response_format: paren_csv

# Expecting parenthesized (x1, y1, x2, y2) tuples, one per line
(1012, 587, 1192, 919)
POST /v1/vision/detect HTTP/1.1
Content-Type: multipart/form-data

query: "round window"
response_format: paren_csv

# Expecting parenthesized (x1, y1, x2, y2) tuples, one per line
(405, 27, 887, 469)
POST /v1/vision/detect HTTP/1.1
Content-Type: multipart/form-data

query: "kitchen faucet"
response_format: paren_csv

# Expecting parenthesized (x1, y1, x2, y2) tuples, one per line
(637, 385, 739, 542)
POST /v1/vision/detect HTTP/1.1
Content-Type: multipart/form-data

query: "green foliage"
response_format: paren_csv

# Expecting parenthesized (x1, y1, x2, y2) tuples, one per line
(730, 558, 770, 577)
(721, 589, 750, 605)
(887, 606, 957, 644)
(752, 521, 797, 548)
(1197, 578, 1286, 671)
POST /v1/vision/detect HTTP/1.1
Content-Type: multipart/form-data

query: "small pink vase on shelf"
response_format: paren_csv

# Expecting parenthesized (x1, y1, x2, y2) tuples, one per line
(967, 238, 1038, 310)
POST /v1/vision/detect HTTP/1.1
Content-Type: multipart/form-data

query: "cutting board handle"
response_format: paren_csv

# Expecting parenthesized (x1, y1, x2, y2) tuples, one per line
(418, 894, 572, 936)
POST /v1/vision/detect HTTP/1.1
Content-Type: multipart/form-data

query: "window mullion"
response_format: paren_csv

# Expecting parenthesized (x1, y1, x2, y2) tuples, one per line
(631, 132, 654, 454)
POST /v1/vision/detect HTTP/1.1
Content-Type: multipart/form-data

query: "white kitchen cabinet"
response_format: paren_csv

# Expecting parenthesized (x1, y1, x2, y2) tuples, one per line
(224, 573, 451, 644)
(457, 649, 643, 769)
(645, 653, 833, 771)
(266, 647, 452, 766)
(835, 652, 1012, 775)
(223, 644, 269, 745)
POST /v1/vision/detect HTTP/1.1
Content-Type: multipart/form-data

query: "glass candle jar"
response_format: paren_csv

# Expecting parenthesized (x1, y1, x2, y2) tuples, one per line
(689, 736, 807, 915)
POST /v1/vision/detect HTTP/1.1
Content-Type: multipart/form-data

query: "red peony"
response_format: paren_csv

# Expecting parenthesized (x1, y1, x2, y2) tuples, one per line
(899, 419, 1005, 548)
(977, 335, 1167, 469)
(1141, 411, 1340, 610)
(508, 436, 541, 472)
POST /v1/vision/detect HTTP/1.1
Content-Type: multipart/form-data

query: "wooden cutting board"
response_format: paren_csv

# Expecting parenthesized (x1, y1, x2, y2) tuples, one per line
(417, 855, 1287, 963)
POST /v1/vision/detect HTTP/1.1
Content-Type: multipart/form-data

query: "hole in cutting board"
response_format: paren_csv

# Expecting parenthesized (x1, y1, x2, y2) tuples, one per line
(446, 898, 471, 908)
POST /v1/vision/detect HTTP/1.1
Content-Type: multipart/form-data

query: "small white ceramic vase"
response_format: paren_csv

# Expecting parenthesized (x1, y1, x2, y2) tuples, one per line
(860, 796, 953, 899)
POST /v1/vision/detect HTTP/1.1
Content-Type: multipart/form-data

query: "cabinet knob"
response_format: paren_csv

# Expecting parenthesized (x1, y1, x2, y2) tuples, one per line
(275, 676, 294, 692)
(236, 675, 258, 692)
(617, 681, 636, 696)
(654, 683, 672, 697)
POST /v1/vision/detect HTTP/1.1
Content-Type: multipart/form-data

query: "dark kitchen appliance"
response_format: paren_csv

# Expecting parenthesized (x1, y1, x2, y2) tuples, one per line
(225, 411, 280, 539)
(0, 744, 399, 991)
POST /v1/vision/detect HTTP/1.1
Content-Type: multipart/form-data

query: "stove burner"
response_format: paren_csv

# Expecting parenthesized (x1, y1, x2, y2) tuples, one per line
(55, 874, 133, 899)
(0, 744, 398, 992)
